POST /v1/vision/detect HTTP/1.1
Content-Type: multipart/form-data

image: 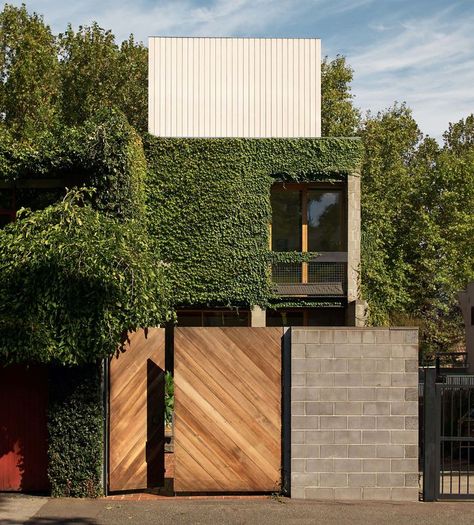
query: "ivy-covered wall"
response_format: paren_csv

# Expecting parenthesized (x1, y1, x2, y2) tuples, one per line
(144, 136, 362, 308)
(0, 109, 146, 220)
(48, 364, 103, 497)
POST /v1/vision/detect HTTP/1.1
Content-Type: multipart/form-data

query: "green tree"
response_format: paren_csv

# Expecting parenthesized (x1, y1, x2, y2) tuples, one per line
(58, 23, 148, 131)
(0, 3, 59, 137)
(321, 55, 360, 136)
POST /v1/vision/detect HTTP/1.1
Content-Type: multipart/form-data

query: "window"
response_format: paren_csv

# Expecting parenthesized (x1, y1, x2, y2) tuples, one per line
(266, 308, 346, 327)
(176, 310, 250, 327)
(271, 184, 346, 253)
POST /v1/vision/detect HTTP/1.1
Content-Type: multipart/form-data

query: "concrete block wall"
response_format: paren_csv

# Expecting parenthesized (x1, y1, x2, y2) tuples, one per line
(290, 327, 419, 501)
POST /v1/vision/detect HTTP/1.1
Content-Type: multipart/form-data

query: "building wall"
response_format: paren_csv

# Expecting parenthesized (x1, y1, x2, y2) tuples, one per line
(148, 37, 321, 138)
(291, 327, 419, 501)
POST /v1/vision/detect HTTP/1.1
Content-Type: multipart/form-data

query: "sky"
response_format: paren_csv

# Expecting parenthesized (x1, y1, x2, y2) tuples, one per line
(12, 0, 474, 140)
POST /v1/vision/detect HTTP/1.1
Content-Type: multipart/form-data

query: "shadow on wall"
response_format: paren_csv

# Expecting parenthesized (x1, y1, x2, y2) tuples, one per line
(0, 365, 49, 493)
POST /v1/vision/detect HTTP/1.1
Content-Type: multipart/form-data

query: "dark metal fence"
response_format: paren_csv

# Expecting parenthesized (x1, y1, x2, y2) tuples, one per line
(423, 369, 474, 500)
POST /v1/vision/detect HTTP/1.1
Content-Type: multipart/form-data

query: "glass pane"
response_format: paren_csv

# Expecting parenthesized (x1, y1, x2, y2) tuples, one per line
(271, 190, 301, 252)
(306, 308, 345, 326)
(203, 311, 249, 327)
(177, 311, 203, 326)
(307, 190, 345, 251)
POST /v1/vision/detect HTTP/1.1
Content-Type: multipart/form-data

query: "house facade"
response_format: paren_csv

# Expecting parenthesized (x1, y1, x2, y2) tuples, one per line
(147, 37, 364, 328)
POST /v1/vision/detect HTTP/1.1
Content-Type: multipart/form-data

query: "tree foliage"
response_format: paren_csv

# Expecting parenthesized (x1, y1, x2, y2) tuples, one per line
(0, 189, 169, 365)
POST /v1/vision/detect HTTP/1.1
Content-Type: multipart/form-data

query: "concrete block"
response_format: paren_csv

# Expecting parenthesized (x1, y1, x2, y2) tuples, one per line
(320, 389, 348, 402)
(347, 416, 376, 429)
(362, 459, 391, 472)
(334, 488, 362, 500)
(335, 402, 362, 415)
(362, 331, 376, 344)
(390, 359, 405, 373)
(319, 330, 334, 343)
(292, 415, 320, 430)
(375, 388, 405, 401)
(375, 331, 390, 344)
(362, 345, 391, 358)
(377, 473, 405, 487)
(375, 359, 391, 373)
(290, 486, 306, 499)
(390, 402, 417, 415)
(291, 330, 308, 344)
(348, 445, 376, 458)
(376, 416, 405, 430)
(292, 373, 306, 387)
(390, 430, 418, 445)
(390, 487, 419, 501)
(306, 458, 334, 472)
(321, 359, 347, 373)
(305, 430, 335, 444)
(320, 472, 348, 487)
(404, 416, 418, 430)
(292, 472, 319, 487)
(348, 473, 376, 487)
(335, 344, 362, 358)
(306, 344, 334, 358)
(335, 430, 362, 444)
(292, 359, 321, 373)
(304, 487, 334, 500)
(334, 374, 363, 387)
(391, 345, 417, 358)
(376, 445, 404, 458)
(292, 401, 305, 415)
(362, 488, 391, 500)
(362, 373, 391, 387)
(334, 331, 348, 344)
(292, 343, 306, 358)
(390, 459, 418, 472)
(306, 373, 334, 387)
(404, 445, 417, 458)
(320, 416, 347, 429)
(391, 373, 418, 387)
(404, 473, 419, 487)
(348, 388, 376, 401)
(405, 359, 418, 373)
(306, 402, 334, 416)
(404, 331, 418, 344)
(297, 388, 321, 401)
(347, 359, 364, 373)
(292, 445, 320, 458)
(362, 430, 391, 444)
(334, 459, 362, 472)
(363, 402, 390, 415)
(291, 458, 305, 472)
(347, 331, 363, 343)
(292, 430, 305, 444)
(405, 388, 418, 401)
(320, 444, 348, 458)
(390, 330, 406, 343)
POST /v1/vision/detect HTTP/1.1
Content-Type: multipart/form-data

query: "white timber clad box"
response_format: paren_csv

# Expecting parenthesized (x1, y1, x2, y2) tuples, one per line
(148, 37, 321, 138)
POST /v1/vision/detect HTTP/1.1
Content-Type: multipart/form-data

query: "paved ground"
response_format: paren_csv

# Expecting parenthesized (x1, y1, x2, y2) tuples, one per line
(2, 494, 474, 525)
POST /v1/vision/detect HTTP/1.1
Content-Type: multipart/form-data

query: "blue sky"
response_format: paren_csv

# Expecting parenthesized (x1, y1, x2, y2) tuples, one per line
(13, 0, 474, 139)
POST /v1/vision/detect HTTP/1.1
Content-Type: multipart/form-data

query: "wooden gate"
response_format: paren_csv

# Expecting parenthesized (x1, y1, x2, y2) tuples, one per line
(0, 365, 49, 492)
(174, 327, 283, 492)
(109, 328, 165, 492)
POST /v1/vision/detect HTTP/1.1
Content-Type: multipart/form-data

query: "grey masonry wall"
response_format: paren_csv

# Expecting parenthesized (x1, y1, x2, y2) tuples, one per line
(291, 327, 419, 501)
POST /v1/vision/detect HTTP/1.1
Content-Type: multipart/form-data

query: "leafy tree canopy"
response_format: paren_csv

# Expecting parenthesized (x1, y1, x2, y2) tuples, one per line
(0, 189, 170, 365)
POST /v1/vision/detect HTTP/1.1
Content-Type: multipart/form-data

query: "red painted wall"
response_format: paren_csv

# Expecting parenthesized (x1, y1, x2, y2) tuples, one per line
(0, 365, 49, 492)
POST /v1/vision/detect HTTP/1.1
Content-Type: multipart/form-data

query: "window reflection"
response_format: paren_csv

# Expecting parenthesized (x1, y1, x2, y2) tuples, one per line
(307, 190, 345, 251)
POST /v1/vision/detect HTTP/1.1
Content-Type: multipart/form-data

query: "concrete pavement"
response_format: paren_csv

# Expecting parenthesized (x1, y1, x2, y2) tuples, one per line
(2, 495, 474, 525)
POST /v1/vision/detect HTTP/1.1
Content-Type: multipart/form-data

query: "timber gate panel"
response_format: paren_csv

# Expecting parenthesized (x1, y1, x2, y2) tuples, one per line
(109, 328, 165, 492)
(174, 327, 283, 493)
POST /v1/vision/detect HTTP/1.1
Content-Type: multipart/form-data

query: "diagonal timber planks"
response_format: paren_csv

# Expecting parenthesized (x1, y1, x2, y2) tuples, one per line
(174, 327, 283, 492)
(109, 328, 165, 492)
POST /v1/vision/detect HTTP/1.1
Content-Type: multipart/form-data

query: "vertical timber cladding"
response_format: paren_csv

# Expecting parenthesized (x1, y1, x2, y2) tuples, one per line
(174, 327, 283, 492)
(109, 328, 165, 492)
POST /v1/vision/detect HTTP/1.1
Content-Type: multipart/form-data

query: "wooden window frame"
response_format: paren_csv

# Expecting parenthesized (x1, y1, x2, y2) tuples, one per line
(270, 183, 346, 283)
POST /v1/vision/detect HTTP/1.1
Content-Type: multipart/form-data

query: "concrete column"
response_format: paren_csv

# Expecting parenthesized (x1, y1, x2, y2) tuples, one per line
(347, 172, 361, 303)
(251, 306, 266, 327)
(346, 300, 368, 327)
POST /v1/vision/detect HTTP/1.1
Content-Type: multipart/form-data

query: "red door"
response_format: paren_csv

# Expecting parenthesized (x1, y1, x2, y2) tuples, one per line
(0, 365, 49, 491)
